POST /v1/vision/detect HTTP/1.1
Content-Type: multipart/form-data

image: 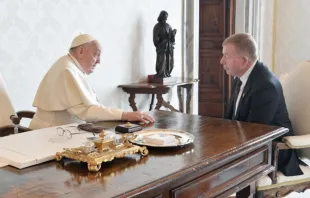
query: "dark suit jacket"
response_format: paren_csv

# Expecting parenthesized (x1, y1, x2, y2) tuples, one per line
(225, 61, 303, 176)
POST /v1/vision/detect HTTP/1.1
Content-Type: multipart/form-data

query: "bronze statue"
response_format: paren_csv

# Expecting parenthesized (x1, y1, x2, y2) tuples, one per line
(153, 11, 177, 78)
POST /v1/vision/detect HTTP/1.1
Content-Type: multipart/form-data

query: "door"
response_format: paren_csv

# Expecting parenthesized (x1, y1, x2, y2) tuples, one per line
(198, 0, 235, 117)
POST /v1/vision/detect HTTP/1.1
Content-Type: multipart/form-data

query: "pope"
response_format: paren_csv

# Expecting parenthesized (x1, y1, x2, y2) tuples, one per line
(30, 34, 154, 129)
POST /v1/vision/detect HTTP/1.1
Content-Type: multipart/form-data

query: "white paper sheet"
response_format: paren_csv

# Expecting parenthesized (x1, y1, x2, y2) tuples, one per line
(0, 161, 8, 168)
(0, 124, 102, 169)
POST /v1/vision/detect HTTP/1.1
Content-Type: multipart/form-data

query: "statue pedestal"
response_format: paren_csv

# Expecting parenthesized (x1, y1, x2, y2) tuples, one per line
(147, 75, 177, 84)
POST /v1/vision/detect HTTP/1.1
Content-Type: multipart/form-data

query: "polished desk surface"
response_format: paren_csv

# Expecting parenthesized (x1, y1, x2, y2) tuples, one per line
(0, 111, 287, 198)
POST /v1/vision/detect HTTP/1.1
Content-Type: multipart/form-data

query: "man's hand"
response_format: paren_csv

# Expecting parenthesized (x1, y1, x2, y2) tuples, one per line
(121, 111, 155, 124)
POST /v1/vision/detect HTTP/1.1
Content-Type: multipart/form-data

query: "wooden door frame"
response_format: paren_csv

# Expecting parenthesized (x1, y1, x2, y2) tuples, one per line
(224, 0, 236, 107)
(198, 0, 236, 117)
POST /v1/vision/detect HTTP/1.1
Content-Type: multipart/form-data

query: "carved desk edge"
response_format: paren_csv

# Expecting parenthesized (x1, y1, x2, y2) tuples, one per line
(119, 86, 171, 95)
(117, 78, 199, 89)
(114, 127, 288, 198)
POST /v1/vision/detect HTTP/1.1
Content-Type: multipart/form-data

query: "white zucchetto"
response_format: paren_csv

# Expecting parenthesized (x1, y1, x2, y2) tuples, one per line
(70, 34, 95, 48)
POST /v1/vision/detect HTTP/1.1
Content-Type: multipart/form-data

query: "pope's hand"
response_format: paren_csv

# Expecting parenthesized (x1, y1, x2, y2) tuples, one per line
(121, 111, 155, 124)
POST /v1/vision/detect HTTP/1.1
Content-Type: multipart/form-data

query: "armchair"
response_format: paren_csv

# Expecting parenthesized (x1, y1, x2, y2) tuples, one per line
(256, 61, 310, 197)
(0, 73, 34, 136)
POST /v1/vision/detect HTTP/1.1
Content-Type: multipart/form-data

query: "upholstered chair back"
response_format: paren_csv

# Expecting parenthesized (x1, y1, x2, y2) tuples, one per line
(0, 73, 15, 127)
(280, 61, 310, 159)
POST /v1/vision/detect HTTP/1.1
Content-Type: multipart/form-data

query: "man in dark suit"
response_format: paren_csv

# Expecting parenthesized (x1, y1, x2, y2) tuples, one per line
(221, 33, 303, 176)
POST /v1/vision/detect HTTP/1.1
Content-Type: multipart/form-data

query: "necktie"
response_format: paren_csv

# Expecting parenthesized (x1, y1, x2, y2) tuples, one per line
(232, 78, 242, 120)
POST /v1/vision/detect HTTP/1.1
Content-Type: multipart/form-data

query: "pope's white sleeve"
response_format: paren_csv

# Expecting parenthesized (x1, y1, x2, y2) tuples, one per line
(67, 104, 123, 122)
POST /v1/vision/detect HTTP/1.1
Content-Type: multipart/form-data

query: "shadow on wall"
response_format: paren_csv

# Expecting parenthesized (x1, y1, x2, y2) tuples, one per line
(130, 17, 146, 83)
(129, 16, 150, 111)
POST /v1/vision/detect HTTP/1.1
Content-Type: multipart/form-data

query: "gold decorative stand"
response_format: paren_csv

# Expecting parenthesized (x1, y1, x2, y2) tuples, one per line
(55, 134, 148, 171)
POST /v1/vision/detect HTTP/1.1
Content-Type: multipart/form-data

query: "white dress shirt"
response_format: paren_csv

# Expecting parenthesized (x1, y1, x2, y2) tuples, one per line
(234, 62, 256, 116)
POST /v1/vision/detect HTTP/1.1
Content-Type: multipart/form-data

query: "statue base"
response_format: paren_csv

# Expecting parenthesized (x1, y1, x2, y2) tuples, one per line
(148, 75, 177, 84)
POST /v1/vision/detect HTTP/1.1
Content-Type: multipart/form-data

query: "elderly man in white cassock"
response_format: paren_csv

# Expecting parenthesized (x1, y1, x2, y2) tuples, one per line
(29, 34, 154, 129)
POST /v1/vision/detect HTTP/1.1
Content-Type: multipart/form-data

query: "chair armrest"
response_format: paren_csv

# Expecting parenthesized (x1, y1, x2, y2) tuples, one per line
(282, 134, 310, 149)
(10, 115, 20, 125)
(10, 111, 35, 125)
(272, 141, 291, 150)
(16, 110, 35, 119)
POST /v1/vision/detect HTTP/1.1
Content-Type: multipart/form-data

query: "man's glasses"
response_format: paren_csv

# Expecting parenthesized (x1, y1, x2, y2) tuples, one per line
(56, 126, 95, 139)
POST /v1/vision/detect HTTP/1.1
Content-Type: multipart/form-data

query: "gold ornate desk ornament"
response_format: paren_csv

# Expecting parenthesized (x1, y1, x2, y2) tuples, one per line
(55, 131, 148, 172)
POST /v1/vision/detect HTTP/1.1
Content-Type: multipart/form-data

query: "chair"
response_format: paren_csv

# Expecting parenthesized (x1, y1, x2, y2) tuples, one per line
(256, 61, 310, 197)
(0, 73, 34, 137)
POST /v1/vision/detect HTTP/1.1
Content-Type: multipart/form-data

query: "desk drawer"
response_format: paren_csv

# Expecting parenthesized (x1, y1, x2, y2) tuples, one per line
(172, 146, 268, 198)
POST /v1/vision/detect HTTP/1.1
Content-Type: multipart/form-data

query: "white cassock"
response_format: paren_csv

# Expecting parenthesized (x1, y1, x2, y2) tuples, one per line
(29, 53, 123, 129)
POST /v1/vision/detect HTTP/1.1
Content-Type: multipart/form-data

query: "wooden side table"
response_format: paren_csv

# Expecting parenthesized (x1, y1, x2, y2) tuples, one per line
(118, 78, 198, 113)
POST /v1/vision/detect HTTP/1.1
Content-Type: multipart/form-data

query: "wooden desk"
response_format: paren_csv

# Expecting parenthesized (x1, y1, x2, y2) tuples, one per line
(118, 78, 198, 113)
(0, 111, 287, 198)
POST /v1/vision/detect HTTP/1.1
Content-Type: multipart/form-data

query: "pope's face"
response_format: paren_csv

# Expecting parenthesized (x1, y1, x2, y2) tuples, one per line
(81, 41, 101, 74)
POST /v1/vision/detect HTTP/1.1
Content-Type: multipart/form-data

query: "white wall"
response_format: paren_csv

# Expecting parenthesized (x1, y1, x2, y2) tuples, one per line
(235, 0, 274, 68)
(235, 0, 246, 33)
(274, 0, 310, 75)
(0, 0, 182, 114)
(259, 0, 310, 75)
(259, 0, 274, 68)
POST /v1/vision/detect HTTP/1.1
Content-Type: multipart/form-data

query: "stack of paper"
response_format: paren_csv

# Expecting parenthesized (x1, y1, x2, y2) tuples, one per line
(0, 124, 106, 169)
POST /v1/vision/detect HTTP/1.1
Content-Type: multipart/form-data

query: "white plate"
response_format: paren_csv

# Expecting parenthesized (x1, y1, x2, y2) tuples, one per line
(130, 129, 194, 148)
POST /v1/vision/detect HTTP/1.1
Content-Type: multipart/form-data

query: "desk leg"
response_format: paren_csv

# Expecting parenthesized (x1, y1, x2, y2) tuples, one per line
(236, 182, 256, 198)
(155, 94, 163, 110)
(186, 84, 193, 114)
(149, 94, 155, 111)
(177, 86, 184, 113)
(128, 93, 138, 111)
